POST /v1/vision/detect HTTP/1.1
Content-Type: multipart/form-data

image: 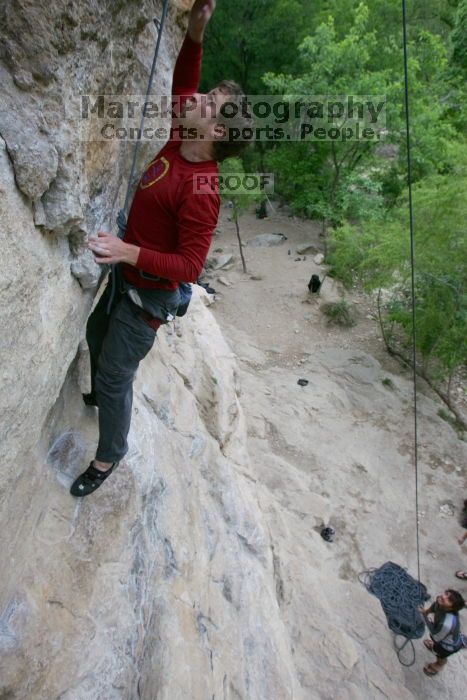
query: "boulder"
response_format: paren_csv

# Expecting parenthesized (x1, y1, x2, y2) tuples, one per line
(296, 242, 318, 255)
(247, 233, 287, 247)
(314, 252, 325, 265)
(206, 253, 234, 270)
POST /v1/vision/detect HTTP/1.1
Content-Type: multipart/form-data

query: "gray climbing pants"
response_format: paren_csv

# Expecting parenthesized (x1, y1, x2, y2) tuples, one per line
(86, 274, 179, 463)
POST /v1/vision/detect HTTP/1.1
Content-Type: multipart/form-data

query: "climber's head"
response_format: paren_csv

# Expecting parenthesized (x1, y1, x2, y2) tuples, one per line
(180, 80, 253, 162)
(436, 589, 465, 612)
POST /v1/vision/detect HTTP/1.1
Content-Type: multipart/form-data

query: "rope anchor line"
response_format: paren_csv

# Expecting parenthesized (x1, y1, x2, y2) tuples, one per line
(401, 0, 421, 588)
(106, 0, 171, 314)
(359, 1, 425, 668)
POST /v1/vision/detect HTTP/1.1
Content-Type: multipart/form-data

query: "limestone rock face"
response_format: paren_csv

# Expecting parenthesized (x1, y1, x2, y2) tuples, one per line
(0, 0, 185, 472)
(0, 0, 184, 245)
(0, 3, 301, 699)
(3, 3, 466, 700)
(0, 290, 300, 699)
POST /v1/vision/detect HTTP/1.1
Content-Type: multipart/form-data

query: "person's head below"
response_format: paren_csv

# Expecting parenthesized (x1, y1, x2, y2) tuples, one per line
(436, 589, 465, 612)
(179, 79, 253, 162)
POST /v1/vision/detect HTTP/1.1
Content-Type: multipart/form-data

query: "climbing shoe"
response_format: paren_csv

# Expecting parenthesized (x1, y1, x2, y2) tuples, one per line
(82, 392, 98, 407)
(70, 461, 117, 497)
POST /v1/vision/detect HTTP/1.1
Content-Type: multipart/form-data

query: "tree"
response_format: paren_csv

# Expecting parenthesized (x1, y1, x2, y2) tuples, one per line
(327, 150, 467, 421)
(262, 4, 389, 227)
(201, 0, 320, 94)
(219, 157, 262, 273)
(450, 0, 467, 72)
(261, 2, 463, 218)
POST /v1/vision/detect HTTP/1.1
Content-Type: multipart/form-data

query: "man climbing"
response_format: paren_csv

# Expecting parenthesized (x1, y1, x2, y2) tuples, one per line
(419, 589, 465, 676)
(70, 0, 252, 497)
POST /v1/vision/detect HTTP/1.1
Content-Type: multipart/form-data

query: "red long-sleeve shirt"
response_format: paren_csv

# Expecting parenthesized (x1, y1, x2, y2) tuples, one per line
(121, 34, 220, 290)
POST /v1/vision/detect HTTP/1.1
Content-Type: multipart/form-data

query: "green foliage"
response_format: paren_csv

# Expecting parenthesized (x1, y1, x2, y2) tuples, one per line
(261, 4, 390, 223)
(451, 0, 467, 72)
(219, 157, 262, 214)
(383, 30, 459, 182)
(201, 0, 467, 379)
(437, 408, 466, 435)
(262, 3, 464, 222)
(316, 0, 461, 46)
(321, 300, 356, 327)
(328, 152, 467, 377)
(201, 0, 319, 93)
(219, 157, 262, 274)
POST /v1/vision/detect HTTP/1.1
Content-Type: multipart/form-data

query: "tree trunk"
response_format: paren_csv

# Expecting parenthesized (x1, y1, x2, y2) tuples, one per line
(234, 207, 247, 273)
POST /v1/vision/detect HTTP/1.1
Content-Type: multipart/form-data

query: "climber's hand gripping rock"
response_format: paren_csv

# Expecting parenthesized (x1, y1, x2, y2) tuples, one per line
(188, 0, 216, 43)
(88, 231, 139, 266)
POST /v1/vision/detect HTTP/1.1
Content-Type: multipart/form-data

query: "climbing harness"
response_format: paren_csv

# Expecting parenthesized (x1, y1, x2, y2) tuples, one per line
(106, 0, 171, 314)
(359, 0, 427, 667)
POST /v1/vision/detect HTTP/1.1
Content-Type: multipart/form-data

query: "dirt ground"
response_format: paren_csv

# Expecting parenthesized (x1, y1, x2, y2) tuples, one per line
(199, 203, 467, 698)
(202, 203, 446, 398)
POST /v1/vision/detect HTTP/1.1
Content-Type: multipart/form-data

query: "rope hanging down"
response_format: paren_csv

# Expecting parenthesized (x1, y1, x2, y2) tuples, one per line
(107, 0, 171, 313)
(401, 0, 421, 588)
(359, 563, 429, 666)
(359, 2, 426, 668)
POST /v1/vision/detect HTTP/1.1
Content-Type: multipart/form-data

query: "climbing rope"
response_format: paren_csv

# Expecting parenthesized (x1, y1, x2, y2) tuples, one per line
(401, 0, 421, 588)
(359, 1, 426, 667)
(359, 563, 429, 666)
(106, 0, 171, 313)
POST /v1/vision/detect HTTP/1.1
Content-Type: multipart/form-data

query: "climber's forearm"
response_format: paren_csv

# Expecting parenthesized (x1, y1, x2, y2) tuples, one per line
(188, 0, 216, 43)
(187, 25, 204, 44)
(419, 602, 435, 617)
